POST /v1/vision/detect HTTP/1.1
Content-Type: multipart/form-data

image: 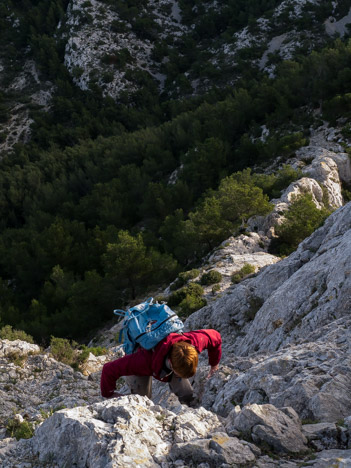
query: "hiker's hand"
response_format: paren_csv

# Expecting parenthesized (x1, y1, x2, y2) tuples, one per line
(207, 364, 219, 379)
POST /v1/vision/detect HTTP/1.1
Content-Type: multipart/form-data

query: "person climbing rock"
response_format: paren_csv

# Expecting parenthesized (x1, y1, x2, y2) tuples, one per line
(100, 329, 222, 406)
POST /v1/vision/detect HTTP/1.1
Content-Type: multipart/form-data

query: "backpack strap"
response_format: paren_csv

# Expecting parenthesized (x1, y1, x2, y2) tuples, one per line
(113, 309, 127, 317)
(115, 297, 154, 317)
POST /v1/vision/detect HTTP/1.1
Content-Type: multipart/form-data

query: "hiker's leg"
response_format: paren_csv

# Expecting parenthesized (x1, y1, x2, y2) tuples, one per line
(169, 374, 196, 406)
(125, 376, 152, 399)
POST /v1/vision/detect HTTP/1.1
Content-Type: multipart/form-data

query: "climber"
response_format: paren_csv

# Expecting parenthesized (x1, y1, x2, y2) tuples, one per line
(100, 329, 222, 406)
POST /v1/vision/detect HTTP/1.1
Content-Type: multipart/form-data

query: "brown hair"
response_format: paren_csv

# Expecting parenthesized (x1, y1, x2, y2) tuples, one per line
(169, 341, 198, 378)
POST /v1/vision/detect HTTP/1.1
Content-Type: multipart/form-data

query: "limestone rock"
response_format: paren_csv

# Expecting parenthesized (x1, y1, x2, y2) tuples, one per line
(80, 347, 124, 376)
(62, 0, 187, 99)
(0, 339, 40, 357)
(202, 233, 280, 297)
(302, 422, 341, 450)
(306, 448, 351, 467)
(233, 203, 351, 355)
(186, 203, 351, 424)
(0, 344, 100, 428)
(280, 177, 325, 208)
(30, 395, 223, 467)
(170, 432, 257, 466)
(248, 143, 350, 237)
(227, 404, 308, 454)
(186, 202, 351, 354)
(209, 319, 351, 423)
(303, 154, 345, 208)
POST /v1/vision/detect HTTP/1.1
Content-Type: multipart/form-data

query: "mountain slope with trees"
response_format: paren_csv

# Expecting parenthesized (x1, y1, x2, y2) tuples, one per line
(0, 0, 350, 343)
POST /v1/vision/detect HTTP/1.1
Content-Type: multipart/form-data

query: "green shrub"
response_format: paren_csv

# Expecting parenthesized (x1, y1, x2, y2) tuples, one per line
(154, 295, 167, 303)
(231, 273, 242, 284)
(179, 269, 200, 282)
(271, 165, 303, 197)
(342, 187, 351, 202)
(241, 264, 255, 275)
(231, 264, 256, 283)
(76, 345, 107, 364)
(7, 352, 26, 367)
(50, 337, 107, 369)
(200, 270, 222, 285)
(341, 180, 351, 202)
(0, 325, 34, 344)
(49, 336, 76, 365)
(253, 165, 302, 199)
(6, 419, 34, 440)
(271, 194, 331, 255)
(212, 284, 221, 294)
(341, 123, 351, 138)
(168, 288, 187, 307)
(179, 295, 207, 318)
(170, 269, 200, 290)
(39, 405, 66, 420)
(168, 282, 206, 317)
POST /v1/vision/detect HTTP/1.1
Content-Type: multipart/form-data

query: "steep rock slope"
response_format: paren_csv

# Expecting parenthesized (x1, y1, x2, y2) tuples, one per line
(185, 202, 351, 425)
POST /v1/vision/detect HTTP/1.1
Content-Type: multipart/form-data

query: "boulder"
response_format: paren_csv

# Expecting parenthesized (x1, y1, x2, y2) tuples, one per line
(304, 155, 344, 207)
(169, 432, 258, 466)
(302, 422, 341, 450)
(0, 339, 40, 357)
(227, 404, 308, 454)
(306, 449, 351, 467)
(280, 177, 325, 209)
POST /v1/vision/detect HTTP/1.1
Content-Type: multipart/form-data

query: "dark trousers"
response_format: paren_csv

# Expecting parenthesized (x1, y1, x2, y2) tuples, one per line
(125, 374, 194, 405)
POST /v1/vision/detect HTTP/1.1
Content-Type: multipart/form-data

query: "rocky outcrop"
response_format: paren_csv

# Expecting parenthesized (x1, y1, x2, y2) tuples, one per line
(226, 404, 308, 454)
(0, 339, 39, 358)
(249, 145, 351, 238)
(198, 232, 280, 299)
(0, 340, 123, 429)
(22, 395, 259, 467)
(0, 59, 53, 156)
(62, 0, 186, 98)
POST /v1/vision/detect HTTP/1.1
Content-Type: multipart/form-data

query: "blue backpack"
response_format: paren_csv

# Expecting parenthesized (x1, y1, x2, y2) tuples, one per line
(113, 297, 184, 354)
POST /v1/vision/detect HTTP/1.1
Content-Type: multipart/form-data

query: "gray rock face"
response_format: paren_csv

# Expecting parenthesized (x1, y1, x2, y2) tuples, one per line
(186, 202, 351, 351)
(296, 147, 351, 208)
(307, 449, 351, 468)
(227, 404, 308, 454)
(281, 177, 325, 208)
(185, 203, 351, 425)
(235, 203, 351, 355)
(211, 321, 351, 422)
(0, 59, 53, 156)
(31, 395, 226, 467)
(0, 339, 40, 357)
(170, 432, 257, 467)
(62, 0, 186, 98)
(0, 340, 121, 427)
(302, 422, 342, 450)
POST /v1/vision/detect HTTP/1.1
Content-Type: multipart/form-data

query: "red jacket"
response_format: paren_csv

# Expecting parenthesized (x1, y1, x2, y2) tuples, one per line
(100, 329, 222, 398)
